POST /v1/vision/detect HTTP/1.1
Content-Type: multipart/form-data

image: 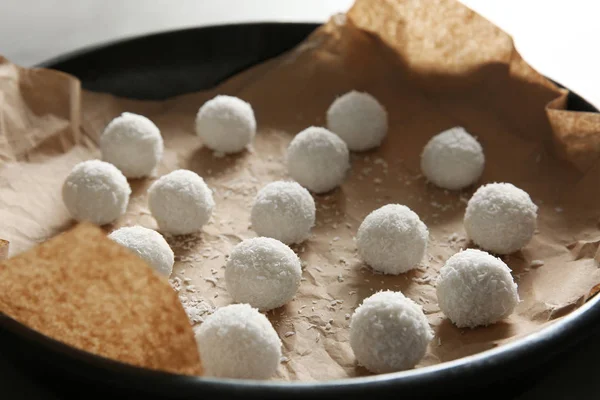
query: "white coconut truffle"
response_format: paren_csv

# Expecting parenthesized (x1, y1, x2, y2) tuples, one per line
(108, 226, 174, 277)
(464, 182, 538, 254)
(420, 126, 484, 190)
(62, 160, 131, 226)
(326, 91, 388, 151)
(195, 95, 256, 154)
(251, 181, 316, 245)
(356, 204, 428, 275)
(195, 304, 282, 379)
(436, 249, 519, 328)
(148, 169, 215, 235)
(286, 126, 350, 194)
(100, 112, 164, 178)
(350, 291, 433, 373)
(225, 237, 301, 311)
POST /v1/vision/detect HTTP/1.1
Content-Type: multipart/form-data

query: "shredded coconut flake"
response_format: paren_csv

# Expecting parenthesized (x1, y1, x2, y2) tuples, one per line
(530, 259, 545, 268)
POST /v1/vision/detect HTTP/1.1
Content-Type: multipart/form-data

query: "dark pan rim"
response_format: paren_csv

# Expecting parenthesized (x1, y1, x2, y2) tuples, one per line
(3, 293, 599, 392)
(2, 21, 599, 395)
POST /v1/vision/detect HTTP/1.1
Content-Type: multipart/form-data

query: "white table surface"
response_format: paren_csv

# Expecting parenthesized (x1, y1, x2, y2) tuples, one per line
(1, 1, 599, 399)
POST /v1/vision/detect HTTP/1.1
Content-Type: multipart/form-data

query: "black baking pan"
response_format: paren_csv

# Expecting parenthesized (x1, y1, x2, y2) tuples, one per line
(1, 23, 599, 400)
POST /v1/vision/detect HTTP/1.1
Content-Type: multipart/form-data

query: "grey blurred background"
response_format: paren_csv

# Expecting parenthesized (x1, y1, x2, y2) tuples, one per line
(1, 0, 598, 109)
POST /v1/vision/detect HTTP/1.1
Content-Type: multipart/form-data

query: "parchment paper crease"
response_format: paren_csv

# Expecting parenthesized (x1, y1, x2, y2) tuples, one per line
(1, 0, 600, 381)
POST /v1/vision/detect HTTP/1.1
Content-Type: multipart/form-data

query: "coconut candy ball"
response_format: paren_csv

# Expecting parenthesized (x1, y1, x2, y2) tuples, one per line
(420, 126, 485, 190)
(100, 112, 164, 178)
(195, 304, 282, 379)
(350, 290, 433, 373)
(286, 126, 350, 194)
(464, 182, 538, 254)
(251, 181, 316, 245)
(62, 160, 131, 226)
(326, 90, 388, 151)
(108, 225, 174, 277)
(148, 169, 215, 235)
(356, 204, 428, 275)
(436, 248, 519, 328)
(225, 237, 302, 311)
(195, 95, 256, 154)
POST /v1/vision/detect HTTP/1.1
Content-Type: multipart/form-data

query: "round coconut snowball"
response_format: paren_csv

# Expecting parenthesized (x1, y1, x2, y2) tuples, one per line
(225, 237, 302, 311)
(464, 182, 538, 254)
(286, 126, 350, 194)
(195, 304, 282, 379)
(108, 226, 174, 277)
(195, 95, 256, 154)
(356, 204, 428, 275)
(326, 91, 388, 151)
(148, 169, 215, 235)
(420, 126, 484, 190)
(350, 291, 433, 373)
(251, 181, 316, 245)
(62, 160, 131, 226)
(436, 249, 519, 328)
(100, 112, 164, 178)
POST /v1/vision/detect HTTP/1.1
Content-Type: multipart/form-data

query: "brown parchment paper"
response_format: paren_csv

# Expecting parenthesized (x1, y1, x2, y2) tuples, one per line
(2, 0, 600, 381)
(0, 223, 203, 376)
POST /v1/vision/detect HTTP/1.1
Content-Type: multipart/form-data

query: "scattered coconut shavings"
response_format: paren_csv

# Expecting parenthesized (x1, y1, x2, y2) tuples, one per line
(373, 158, 387, 167)
(348, 290, 357, 295)
(284, 331, 296, 337)
(204, 277, 218, 286)
(280, 356, 290, 363)
(345, 313, 351, 320)
(530, 260, 545, 268)
(338, 274, 344, 282)
(169, 277, 182, 292)
(325, 323, 332, 330)
(315, 266, 323, 272)
(178, 295, 215, 324)
(555, 207, 564, 213)
(412, 275, 434, 284)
